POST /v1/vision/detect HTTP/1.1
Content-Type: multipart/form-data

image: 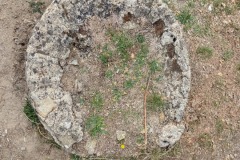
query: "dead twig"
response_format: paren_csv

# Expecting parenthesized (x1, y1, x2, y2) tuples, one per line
(143, 74, 151, 150)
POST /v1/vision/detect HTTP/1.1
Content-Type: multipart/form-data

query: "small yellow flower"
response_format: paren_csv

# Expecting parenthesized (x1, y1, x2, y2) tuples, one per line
(120, 144, 125, 149)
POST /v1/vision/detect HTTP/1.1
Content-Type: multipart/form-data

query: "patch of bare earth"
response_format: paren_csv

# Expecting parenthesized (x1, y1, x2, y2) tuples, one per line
(63, 14, 166, 157)
(0, 0, 70, 159)
(163, 1, 240, 160)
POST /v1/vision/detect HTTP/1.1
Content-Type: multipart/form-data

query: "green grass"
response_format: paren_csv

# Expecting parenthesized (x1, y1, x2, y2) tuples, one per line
(196, 46, 213, 59)
(215, 118, 224, 134)
(71, 154, 81, 160)
(90, 92, 104, 110)
(85, 115, 106, 137)
(222, 50, 234, 61)
(136, 135, 144, 144)
(147, 94, 164, 112)
(193, 24, 210, 36)
(135, 44, 149, 67)
(23, 99, 40, 125)
(197, 133, 213, 150)
(99, 44, 113, 65)
(237, 1, 240, 10)
(148, 143, 181, 159)
(112, 88, 122, 101)
(27, 1, 45, 14)
(124, 79, 135, 89)
(237, 63, 240, 71)
(105, 70, 114, 79)
(177, 9, 193, 25)
(149, 60, 161, 74)
(187, 0, 195, 8)
(212, 0, 234, 15)
(108, 31, 134, 61)
(136, 34, 145, 43)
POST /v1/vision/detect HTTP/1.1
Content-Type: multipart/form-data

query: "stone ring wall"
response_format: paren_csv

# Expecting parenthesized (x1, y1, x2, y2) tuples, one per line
(26, 0, 190, 152)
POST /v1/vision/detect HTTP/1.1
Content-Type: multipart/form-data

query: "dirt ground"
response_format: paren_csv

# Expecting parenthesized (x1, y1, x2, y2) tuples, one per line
(0, 0, 239, 160)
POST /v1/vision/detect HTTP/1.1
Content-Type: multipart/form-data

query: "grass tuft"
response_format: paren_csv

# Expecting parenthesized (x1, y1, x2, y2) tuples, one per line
(177, 9, 193, 25)
(110, 31, 133, 61)
(136, 34, 145, 43)
(149, 60, 161, 74)
(71, 154, 81, 160)
(196, 46, 213, 59)
(90, 92, 104, 110)
(27, 1, 45, 14)
(197, 133, 213, 150)
(99, 44, 113, 65)
(147, 94, 164, 112)
(215, 118, 224, 134)
(23, 99, 40, 125)
(237, 63, 240, 71)
(124, 79, 135, 89)
(85, 115, 106, 137)
(222, 50, 234, 61)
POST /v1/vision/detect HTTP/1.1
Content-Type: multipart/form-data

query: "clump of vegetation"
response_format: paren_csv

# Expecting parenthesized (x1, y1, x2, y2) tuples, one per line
(105, 70, 114, 79)
(28, 0, 45, 14)
(148, 143, 181, 159)
(193, 24, 210, 37)
(23, 99, 40, 125)
(99, 44, 113, 65)
(71, 154, 80, 160)
(196, 46, 213, 59)
(112, 88, 122, 101)
(215, 118, 224, 134)
(136, 34, 145, 43)
(236, 63, 240, 71)
(147, 93, 164, 112)
(149, 60, 161, 74)
(24, 100, 63, 149)
(176, 9, 193, 25)
(222, 50, 234, 61)
(85, 115, 106, 137)
(90, 92, 104, 110)
(124, 79, 135, 89)
(107, 30, 134, 61)
(197, 133, 213, 150)
(136, 135, 144, 144)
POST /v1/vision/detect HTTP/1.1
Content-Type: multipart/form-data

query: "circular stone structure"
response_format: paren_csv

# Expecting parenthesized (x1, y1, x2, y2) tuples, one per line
(26, 0, 190, 157)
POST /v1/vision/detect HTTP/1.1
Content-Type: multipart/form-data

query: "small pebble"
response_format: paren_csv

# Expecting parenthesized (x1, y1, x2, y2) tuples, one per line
(208, 4, 213, 12)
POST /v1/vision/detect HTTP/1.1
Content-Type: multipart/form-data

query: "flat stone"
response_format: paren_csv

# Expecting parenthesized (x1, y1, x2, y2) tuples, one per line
(85, 139, 97, 155)
(70, 59, 79, 66)
(158, 124, 185, 147)
(116, 130, 126, 141)
(35, 97, 57, 119)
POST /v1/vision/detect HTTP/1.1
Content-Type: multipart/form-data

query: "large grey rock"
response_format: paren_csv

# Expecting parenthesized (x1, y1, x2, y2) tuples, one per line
(26, 0, 190, 152)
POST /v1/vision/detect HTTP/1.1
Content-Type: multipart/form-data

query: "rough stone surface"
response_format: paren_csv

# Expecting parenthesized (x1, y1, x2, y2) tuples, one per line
(158, 124, 185, 147)
(85, 139, 97, 155)
(116, 130, 126, 141)
(26, 0, 191, 153)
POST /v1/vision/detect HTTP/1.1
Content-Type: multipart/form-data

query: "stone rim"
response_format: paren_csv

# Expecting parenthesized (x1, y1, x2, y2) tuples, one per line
(26, 0, 190, 153)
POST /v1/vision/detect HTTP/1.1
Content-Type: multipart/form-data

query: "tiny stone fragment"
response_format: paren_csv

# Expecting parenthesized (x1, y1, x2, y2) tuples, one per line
(116, 130, 126, 141)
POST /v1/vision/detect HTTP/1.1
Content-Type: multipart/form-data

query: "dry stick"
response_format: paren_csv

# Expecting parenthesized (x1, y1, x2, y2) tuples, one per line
(143, 74, 151, 150)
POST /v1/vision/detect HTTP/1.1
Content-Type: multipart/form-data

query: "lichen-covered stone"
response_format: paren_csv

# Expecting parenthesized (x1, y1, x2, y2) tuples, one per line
(26, 0, 191, 153)
(158, 124, 185, 147)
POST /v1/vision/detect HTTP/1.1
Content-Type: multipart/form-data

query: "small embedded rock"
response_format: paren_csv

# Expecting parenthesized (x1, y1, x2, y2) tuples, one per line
(158, 124, 185, 147)
(70, 59, 79, 66)
(85, 139, 97, 155)
(116, 130, 126, 141)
